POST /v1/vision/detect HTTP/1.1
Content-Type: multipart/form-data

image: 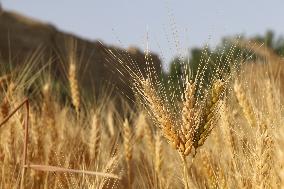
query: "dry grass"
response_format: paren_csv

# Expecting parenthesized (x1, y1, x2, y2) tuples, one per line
(0, 41, 283, 189)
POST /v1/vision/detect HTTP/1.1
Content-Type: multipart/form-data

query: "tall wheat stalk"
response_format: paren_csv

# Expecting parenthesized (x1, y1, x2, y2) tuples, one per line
(234, 80, 256, 127)
(154, 132, 163, 174)
(137, 74, 226, 188)
(68, 39, 80, 118)
(89, 113, 101, 162)
(123, 119, 133, 189)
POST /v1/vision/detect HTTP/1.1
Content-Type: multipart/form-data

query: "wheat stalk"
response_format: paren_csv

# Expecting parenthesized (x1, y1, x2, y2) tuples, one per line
(154, 132, 163, 173)
(141, 78, 180, 149)
(234, 80, 257, 127)
(201, 151, 217, 188)
(42, 82, 56, 139)
(180, 80, 196, 156)
(68, 43, 80, 117)
(144, 121, 155, 156)
(0, 82, 15, 120)
(89, 113, 101, 161)
(123, 118, 132, 189)
(25, 164, 120, 179)
(139, 76, 225, 189)
(254, 120, 274, 188)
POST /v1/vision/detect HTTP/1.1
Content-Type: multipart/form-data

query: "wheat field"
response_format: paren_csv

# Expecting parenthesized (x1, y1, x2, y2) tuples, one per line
(0, 40, 283, 189)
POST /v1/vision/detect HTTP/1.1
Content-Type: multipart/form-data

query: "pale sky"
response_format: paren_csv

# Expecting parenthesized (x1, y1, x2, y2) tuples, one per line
(1, 0, 284, 67)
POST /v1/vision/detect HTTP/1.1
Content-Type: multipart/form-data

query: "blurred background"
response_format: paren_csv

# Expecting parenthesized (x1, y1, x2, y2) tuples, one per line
(0, 1, 283, 100)
(2, 0, 284, 67)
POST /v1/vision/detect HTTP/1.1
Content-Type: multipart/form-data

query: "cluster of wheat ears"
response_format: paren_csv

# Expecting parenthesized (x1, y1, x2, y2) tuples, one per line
(0, 40, 283, 189)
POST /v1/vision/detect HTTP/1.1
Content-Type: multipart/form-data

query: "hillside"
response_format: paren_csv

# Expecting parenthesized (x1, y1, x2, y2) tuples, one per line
(0, 9, 161, 101)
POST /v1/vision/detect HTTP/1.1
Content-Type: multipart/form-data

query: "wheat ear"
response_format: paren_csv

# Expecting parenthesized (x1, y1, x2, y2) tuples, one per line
(89, 113, 101, 161)
(254, 121, 274, 188)
(180, 80, 196, 156)
(144, 122, 155, 157)
(234, 80, 256, 127)
(141, 78, 180, 149)
(123, 119, 132, 189)
(154, 132, 163, 173)
(194, 79, 225, 149)
(69, 59, 80, 117)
